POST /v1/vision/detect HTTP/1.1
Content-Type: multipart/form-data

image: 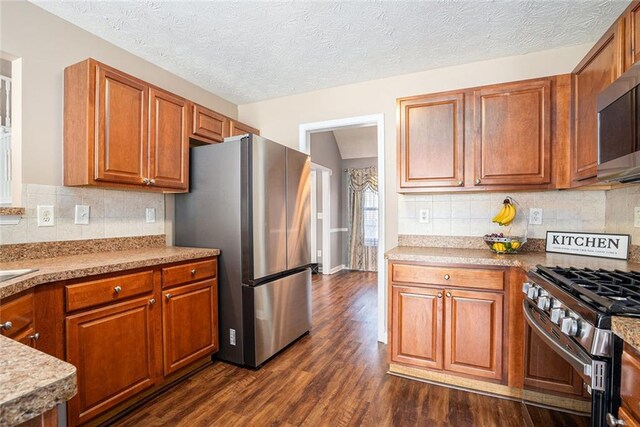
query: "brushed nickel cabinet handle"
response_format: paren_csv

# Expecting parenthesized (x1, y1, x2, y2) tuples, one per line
(142, 178, 150, 185)
(29, 332, 40, 341)
(150, 179, 156, 185)
(446, 292, 452, 298)
(166, 293, 172, 300)
(457, 180, 463, 186)
(1, 321, 12, 331)
(475, 178, 481, 185)
(114, 286, 122, 294)
(437, 292, 443, 299)
(149, 298, 156, 305)
(191, 269, 197, 275)
(444, 274, 450, 280)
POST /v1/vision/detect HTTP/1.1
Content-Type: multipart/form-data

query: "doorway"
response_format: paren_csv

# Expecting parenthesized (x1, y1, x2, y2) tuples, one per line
(299, 114, 386, 343)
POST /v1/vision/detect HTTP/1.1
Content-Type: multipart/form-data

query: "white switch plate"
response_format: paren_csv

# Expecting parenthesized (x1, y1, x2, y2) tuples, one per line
(37, 205, 55, 227)
(145, 207, 156, 223)
(634, 207, 640, 228)
(418, 209, 430, 223)
(529, 208, 543, 225)
(317, 250, 322, 258)
(317, 212, 323, 220)
(74, 205, 90, 225)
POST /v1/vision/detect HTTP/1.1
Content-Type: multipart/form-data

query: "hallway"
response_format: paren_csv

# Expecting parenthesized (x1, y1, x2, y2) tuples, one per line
(113, 272, 582, 426)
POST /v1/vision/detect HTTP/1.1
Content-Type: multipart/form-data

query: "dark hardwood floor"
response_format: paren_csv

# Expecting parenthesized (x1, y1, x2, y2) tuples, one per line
(112, 271, 587, 427)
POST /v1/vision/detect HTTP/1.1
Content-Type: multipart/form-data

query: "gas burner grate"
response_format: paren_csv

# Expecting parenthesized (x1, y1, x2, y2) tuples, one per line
(536, 265, 640, 315)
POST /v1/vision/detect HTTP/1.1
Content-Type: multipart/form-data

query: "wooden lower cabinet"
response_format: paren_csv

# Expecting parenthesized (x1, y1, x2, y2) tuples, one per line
(162, 279, 218, 375)
(66, 296, 157, 425)
(0, 290, 39, 349)
(389, 264, 505, 383)
(618, 343, 640, 426)
(390, 285, 443, 369)
(444, 289, 503, 380)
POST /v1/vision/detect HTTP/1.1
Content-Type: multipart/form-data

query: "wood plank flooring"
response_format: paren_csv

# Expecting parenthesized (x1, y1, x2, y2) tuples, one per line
(111, 271, 587, 427)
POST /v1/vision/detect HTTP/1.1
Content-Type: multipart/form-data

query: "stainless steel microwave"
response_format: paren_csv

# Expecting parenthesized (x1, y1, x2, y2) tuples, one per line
(597, 62, 640, 182)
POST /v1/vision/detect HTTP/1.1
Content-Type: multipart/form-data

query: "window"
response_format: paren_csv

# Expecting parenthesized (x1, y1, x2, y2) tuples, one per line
(363, 187, 378, 247)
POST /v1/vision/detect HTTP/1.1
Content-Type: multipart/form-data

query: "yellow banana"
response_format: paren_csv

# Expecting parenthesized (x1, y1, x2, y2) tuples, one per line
(500, 203, 517, 226)
(492, 205, 508, 223)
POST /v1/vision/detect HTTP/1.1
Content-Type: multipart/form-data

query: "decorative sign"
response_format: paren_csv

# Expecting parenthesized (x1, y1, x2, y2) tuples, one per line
(545, 231, 630, 260)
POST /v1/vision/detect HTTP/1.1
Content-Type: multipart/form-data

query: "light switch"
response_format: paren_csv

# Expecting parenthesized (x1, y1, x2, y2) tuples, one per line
(74, 205, 90, 225)
(145, 207, 156, 223)
(37, 205, 55, 227)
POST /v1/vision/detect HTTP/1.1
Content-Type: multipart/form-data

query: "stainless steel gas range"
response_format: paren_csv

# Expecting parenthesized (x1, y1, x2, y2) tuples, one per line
(523, 265, 640, 427)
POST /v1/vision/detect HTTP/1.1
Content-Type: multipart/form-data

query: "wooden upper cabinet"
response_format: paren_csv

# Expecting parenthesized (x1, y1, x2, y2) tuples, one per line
(190, 104, 229, 143)
(572, 21, 624, 183)
(95, 65, 148, 186)
(473, 79, 551, 187)
(444, 289, 503, 380)
(229, 120, 260, 137)
(626, 2, 640, 70)
(390, 285, 443, 370)
(149, 89, 189, 190)
(398, 92, 465, 189)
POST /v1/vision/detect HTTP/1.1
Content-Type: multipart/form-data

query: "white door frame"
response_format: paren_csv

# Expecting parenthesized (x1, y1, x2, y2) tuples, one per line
(310, 163, 332, 274)
(299, 113, 386, 343)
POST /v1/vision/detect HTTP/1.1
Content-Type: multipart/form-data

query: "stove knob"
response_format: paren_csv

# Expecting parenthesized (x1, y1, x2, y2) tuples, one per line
(537, 296, 551, 311)
(560, 317, 579, 336)
(522, 282, 532, 295)
(527, 286, 540, 301)
(550, 308, 565, 324)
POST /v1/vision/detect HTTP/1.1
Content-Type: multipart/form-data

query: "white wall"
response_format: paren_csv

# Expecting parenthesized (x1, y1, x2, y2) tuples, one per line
(0, 0, 237, 187)
(239, 44, 593, 251)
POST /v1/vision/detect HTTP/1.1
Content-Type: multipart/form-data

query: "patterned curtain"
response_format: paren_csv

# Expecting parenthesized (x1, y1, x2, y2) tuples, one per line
(347, 167, 378, 272)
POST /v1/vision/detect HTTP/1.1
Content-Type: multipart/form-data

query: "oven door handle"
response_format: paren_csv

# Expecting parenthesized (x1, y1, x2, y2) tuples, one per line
(522, 300, 594, 385)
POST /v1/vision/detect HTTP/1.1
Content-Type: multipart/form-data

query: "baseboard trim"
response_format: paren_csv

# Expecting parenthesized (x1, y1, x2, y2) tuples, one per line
(329, 264, 345, 274)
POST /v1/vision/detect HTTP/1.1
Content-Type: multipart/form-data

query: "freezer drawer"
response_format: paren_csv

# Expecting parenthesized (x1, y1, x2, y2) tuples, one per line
(243, 269, 312, 367)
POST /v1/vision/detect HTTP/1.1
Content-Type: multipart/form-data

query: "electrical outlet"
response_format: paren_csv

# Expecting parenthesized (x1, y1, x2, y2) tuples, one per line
(418, 209, 430, 223)
(74, 205, 90, 225)
(230, 329, 236, 346)
(529, 208, 543, 225)
(37, 205, 55, 227)
(634, 207, 640, 228)
(145, 207, 156, 223)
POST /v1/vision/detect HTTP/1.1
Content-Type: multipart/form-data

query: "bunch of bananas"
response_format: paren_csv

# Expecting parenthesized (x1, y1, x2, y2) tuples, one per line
(492, 199, 516, 226)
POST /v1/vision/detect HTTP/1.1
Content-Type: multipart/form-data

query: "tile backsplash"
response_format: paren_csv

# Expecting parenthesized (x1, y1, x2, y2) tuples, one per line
(398, 190, 607, 239)
(605, 186, 640, 242)
(0, 184, 164, 244)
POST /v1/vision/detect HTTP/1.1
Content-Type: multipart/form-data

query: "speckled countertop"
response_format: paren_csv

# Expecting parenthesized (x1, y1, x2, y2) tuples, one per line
(0, 335, 76, 425)
(612, 317, 640, 352)
(0, 246, 220, 299)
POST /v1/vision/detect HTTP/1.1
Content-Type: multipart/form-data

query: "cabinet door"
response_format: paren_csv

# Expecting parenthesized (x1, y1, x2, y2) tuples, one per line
(444, 289, 503, 380)
(626, 2, 640, 70)
(390, 285, 443, 370)
(191, 104, 229, 143)
(572, 23, 624, 182)
(523, 323, 584, 396)
(95, 65, 148, 185)
(66, 296, 156, 425)
(162, 280, 218, 376)
(229, 120, 260, 137)
(398, 93, 465, 189)
(472, 79, 551, 187)
(149, 89, 189, 190)
(0, 291, 38, 348)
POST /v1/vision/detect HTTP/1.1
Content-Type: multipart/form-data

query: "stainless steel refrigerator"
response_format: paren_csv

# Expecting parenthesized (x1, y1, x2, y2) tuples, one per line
(175, 134, 311, 367)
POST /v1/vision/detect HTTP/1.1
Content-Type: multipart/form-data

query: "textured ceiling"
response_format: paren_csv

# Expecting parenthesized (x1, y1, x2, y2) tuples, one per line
(333, 127, 378, 159)
(32, 0, 630, 104)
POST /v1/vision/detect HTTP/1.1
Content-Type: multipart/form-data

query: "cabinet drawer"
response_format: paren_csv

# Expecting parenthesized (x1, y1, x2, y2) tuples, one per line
(191, 104, 228, 143)
(66, 270, 154, 312)
(0, 291, 34, 340)
(391, 263, 504, 290)
(621, 344, 640, 421)
(162, 259, 217, 288)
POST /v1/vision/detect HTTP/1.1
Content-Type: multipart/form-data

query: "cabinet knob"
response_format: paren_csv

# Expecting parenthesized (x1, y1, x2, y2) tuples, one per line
(1, 321, 12, 331)
(149, 298, 156, 305)
(142, 178, 150, 185)
(444, 274, 450, 280)
(475, 178, 481, 185)
(191, 269, 197, 276)
(150, 179, 156, 185)
(446, 292, 452, 298)
(114, 286, 122, 294)
(457, 180, 463, 186)
(29, 332, 40, 341)
(166, 293, 172, 300)
(437, 292, 443, 299)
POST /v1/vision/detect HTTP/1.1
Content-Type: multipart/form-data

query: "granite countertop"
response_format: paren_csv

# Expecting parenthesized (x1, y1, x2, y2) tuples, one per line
(0, 246, 220, 299)
(385, 246, 640, 272)
(612, 317, 640, 352)
(0, 336, 76, 425)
